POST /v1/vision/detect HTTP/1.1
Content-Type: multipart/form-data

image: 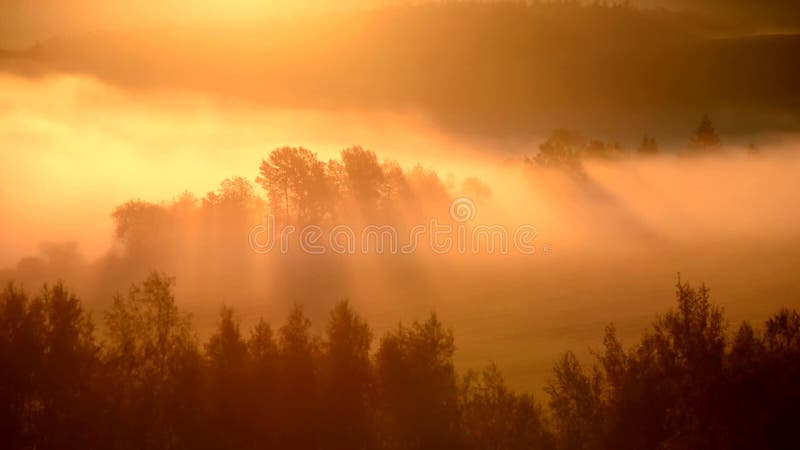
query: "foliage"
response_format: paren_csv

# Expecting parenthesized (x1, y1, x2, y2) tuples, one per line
(688, 114, 723, 154)
(1, 276, 798, 449)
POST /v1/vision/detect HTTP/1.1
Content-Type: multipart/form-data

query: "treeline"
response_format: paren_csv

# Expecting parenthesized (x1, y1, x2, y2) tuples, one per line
(0, 128, 767, 312)
(1, 275, 799, 450)
(112, 113, 726, 258)
(106, 146, 471, 277)
(531, 114, 728, 168)
(113, 146, 459, 235)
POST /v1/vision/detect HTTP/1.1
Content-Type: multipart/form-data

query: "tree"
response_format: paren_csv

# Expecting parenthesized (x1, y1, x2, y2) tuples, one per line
(276, 304, 320, 450)
(754, 308, 800, 449)
(4, 273, 800, 450)
(0, 283, 45, 449)
(206, 307, 248, 372)
(200, 177, 266, 272)
(35, 283, 101, 450)
(688, 114, 722, 154)
(544, 281, 732, 450)
(205, 177, 258, 207)
(764, 308, 800, 352)
(203, 176, 265, 222)
(257, 147, 332, 224)
(341, 147, 385, 216)
(247, 319, 280, 449)
(380, 160, 411, 209)
(461, 364, 553, 450)
(205, 307, 251, 450)
(546, 353, 604, 450)
(322, 301, 374, 450)
(111, 201, 172, 261)
(405, 165, 451, 219)
(532, 130, 585, 175)
(376, 313, 461, 450)
(0, 283, 103, 450)
(634, 282, 727, 449)
(103, 272, 196, 449)
(637, 136, 659, 156)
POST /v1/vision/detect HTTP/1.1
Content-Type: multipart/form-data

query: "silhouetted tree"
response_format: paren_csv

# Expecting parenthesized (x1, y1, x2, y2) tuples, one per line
(546, 352, 604, 450)
(247, 319, 280, 449)
(637, 135, 659, 156)
(376, 314, 461, 450)
(534, 130, 583, 168)
(1, 274, 799, 450)
(322, 301, 374, 450)
(0, 283, 43, 449)
(35, 283, 101, 449)
(341, 147, 385, 217)
(531, 130, 587, 177)
(103, 272, 196, 449)
(257, 147, 332, 224)
(688, 114, 722, 154)
(276, 304, 320, 450)
(461, 364, 553, 450)
(379, 160, 412, 212)
(111, 201, 172, 262)
(205, 307, 251, 450)
(0, 282, 103, 450)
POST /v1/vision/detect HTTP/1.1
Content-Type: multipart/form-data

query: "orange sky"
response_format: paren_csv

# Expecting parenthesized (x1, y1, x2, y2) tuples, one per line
(1, 0, 392, 46)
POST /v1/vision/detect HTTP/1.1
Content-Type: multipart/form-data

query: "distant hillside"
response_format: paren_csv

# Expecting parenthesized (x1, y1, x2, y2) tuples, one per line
(2, 2, 798, 141)
(637, 0, 800, 30)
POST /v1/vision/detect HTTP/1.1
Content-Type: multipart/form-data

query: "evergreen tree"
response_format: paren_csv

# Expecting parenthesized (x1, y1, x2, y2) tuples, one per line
(689, 114, 722, 154)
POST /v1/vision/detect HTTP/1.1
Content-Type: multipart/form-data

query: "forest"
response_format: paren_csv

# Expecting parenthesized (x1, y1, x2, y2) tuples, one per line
(2, 273, 799, 450)
(3, 114, 798, 393)
(2, 3, 799, 448)
(2, 118, 798, 450)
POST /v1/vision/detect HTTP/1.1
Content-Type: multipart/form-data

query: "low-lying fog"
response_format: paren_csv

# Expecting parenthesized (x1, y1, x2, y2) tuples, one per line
(2, 73, 799, 390)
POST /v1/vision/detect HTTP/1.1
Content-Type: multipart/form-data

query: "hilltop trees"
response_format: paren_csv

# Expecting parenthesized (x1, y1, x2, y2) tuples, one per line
(341, 146, 386, 215)
(257, 147, 332, 224)
(533, 130, 585, 170)
(254, 146, 457, 227)
(531, 130, 629, 173)
(529, 117, 732, 165)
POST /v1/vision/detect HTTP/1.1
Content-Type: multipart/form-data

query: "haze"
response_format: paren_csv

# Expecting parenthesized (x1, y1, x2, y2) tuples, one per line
(2, 1, 799, 393)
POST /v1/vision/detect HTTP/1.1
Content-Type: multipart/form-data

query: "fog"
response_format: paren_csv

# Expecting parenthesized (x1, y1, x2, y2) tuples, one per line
(0, 73, 492, 262)
(2, 71, 799, 390)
